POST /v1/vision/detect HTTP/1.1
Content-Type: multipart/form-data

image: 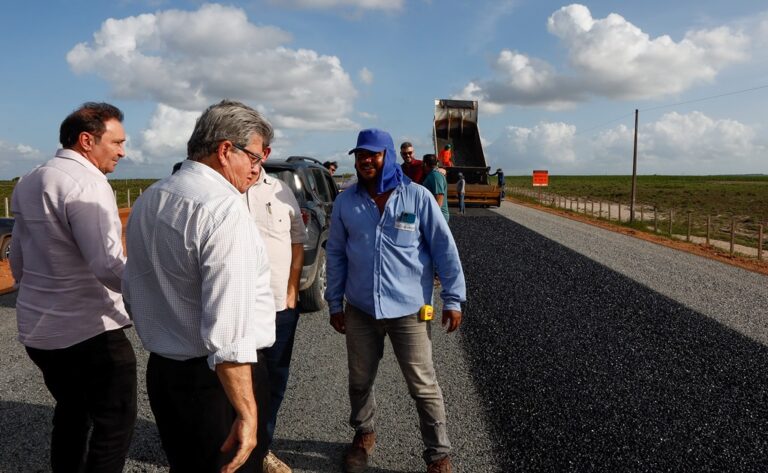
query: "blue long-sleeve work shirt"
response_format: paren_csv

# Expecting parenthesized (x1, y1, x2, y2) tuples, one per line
(324, 179, 466, 319)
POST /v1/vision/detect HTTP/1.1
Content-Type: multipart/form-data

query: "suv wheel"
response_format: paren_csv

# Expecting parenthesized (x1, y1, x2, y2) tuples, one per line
(0, 237, 10, 261)
(299, 246, 326, 313)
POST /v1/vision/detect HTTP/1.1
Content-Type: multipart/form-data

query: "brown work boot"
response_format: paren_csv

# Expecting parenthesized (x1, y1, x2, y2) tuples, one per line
(427, 456, 452, 473)
(343, 431, 376, 473)
(263, 450, 292, 473)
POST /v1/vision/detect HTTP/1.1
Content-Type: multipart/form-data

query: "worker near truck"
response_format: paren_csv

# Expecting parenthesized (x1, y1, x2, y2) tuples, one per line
(325, 128, 466, 473)
(438, 143, 453, 168)
(489, 167, 505, 199)
(456, 172, 466, 215)
(400, 141, 425, 183)
(422, 154, 450, 223)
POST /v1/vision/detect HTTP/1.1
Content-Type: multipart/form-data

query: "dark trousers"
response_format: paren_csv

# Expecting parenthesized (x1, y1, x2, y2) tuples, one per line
(25, 328, 138, 473)
(263, 308, 300, 446)
(146, 351, 270, 472)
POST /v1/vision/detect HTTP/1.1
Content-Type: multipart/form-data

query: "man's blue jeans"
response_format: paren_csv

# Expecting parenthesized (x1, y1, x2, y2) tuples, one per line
(263, 307, 300, 446)
(345, 304, 451, 464)
(458, 194, 465, 214)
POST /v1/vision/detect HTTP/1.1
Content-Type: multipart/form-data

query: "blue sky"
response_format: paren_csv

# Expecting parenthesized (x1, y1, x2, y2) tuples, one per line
(1, 0, 767, 178)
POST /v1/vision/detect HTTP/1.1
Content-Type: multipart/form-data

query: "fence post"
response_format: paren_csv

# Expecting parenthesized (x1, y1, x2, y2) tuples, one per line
(669, 210, 674, 236)
(139, 188, 143, 196)
(590, 201, 594, 216)
(706, 216, 711, 245)
(617, 203, 621, 222)
(654, 207, 658, 233)
(127, 189, 132, 209)
(640, 206, 644, 224)
(686, 212, 692, 242)
(730, 217, 735, 256)
(114, 190, 117, 202)
(608, 202, 611, 221)
(599, 201, 603, 219)
(758, 224, 764, 261)
(4, 197, 8, 218)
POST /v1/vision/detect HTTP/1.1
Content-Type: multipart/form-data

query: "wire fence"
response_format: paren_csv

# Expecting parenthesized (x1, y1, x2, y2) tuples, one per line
(1, 188, 145, 218)
(113, 188, 143, 209)
(508, 186, 766, 261)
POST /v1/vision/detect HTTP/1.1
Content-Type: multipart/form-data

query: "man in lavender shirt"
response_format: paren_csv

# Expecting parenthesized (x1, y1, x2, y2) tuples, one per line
(10, 102, 136, 473)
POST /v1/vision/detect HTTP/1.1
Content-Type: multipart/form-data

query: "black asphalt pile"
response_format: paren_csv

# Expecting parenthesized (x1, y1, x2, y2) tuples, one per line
(450, 214, 768, 472)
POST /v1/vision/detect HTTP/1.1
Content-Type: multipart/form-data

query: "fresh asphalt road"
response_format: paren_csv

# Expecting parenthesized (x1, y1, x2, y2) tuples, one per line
(1, 200, 767, 472)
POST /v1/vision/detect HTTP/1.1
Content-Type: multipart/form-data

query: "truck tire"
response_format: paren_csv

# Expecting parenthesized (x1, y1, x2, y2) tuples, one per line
(299, 246, 326, 313)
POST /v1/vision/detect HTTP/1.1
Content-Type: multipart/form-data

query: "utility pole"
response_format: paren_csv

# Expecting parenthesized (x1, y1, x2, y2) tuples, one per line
(629, 109, 638, 223)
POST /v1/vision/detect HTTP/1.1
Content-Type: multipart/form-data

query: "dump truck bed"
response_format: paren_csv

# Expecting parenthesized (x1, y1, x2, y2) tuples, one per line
(433, 99, 500, 207)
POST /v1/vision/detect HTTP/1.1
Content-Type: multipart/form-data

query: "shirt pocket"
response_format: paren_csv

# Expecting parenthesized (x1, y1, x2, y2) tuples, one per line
(265, 203, 291, 236)
(384, 221, 419, 248)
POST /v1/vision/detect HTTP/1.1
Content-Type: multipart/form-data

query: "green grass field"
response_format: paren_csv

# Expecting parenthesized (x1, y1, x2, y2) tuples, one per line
(506, 175, 768, 220)
(0, 179, 159, 215)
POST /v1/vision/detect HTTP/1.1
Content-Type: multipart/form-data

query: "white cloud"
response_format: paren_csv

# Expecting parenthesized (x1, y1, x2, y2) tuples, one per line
(137, 104, 200, 161)
(487, 121, 577, 172)
(0, 140, 46, 179)
(636, 111, 764, 173)
(359, 67, 374, 85)
(269, 0, 403, 10)
(67, 4, 359, 131)
(487, 111, 767, 174)
(461, 4, 750, 109)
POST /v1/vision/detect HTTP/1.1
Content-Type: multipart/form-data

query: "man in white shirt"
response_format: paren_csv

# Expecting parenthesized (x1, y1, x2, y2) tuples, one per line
(245, 158, 307, 473)
(123, 100, 276, 473)
(10, 102, 137, 473)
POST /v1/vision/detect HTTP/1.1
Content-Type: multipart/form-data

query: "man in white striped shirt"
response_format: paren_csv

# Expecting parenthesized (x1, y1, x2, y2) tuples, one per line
(123, 100, 276, 473)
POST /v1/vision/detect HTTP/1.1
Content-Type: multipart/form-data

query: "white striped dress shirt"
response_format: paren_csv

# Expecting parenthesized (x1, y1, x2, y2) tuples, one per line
(123, 160, 275, 369)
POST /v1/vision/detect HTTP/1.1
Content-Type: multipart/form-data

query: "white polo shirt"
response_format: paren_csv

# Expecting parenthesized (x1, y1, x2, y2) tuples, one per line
(245, 171, 307, 311)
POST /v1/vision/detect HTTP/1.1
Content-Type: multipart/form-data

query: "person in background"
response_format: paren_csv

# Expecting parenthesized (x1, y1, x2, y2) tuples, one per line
(438, 143, 453, 168)
(489, 167, 505, 199)
(456, 172, 466, 216)
(400, 141, 424, 183)
(245, 146, 307, 473)
(123, 100, 276, 473)
(422, 154, 450, 223)
(325, 128, 466, 473)
(10, 102, 137, 473)
(323, 160, 338, 176)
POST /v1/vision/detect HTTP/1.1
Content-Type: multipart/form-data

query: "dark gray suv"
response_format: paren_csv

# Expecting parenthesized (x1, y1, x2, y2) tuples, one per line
(263, 156, 338, 312)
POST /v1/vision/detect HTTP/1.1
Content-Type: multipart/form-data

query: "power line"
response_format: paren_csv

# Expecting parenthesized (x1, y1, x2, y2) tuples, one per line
(575, 83, 768, 136)
(639, 83, 768, 113)
(575, 112, 635, 136)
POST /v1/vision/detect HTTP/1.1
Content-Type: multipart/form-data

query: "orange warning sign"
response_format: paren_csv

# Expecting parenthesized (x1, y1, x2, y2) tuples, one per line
(532, 170, 549, 187)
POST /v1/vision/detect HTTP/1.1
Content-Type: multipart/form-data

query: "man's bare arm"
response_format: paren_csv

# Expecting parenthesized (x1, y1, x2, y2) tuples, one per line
(286, 243, 304, 309)
(216, 362, 258, 473)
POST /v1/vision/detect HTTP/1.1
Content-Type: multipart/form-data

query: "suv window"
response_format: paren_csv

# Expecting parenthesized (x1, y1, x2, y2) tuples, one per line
(261, 157, 338, 313)
(304, 169, 319, 198)
(311, 168, 333, 203)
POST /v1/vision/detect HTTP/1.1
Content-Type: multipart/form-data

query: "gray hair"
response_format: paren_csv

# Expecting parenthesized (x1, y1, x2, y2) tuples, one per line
(187, 100, 274, 161)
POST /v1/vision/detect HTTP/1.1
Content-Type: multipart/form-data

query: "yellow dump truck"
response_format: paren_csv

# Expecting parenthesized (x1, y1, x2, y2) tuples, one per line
(433, 99, 501, 207)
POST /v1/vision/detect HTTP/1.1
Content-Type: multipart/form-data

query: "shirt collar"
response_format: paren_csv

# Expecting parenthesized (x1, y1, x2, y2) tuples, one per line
(252, 169, 274, 187)
(54, 148, 107, 180)
(179, 159, 242, 197)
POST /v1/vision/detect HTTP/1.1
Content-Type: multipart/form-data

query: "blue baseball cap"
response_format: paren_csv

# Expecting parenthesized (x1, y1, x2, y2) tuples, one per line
(348, 128, 394, 155)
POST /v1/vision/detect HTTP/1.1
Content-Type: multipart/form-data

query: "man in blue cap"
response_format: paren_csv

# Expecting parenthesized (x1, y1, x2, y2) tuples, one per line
(325, 128, 466, 473)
